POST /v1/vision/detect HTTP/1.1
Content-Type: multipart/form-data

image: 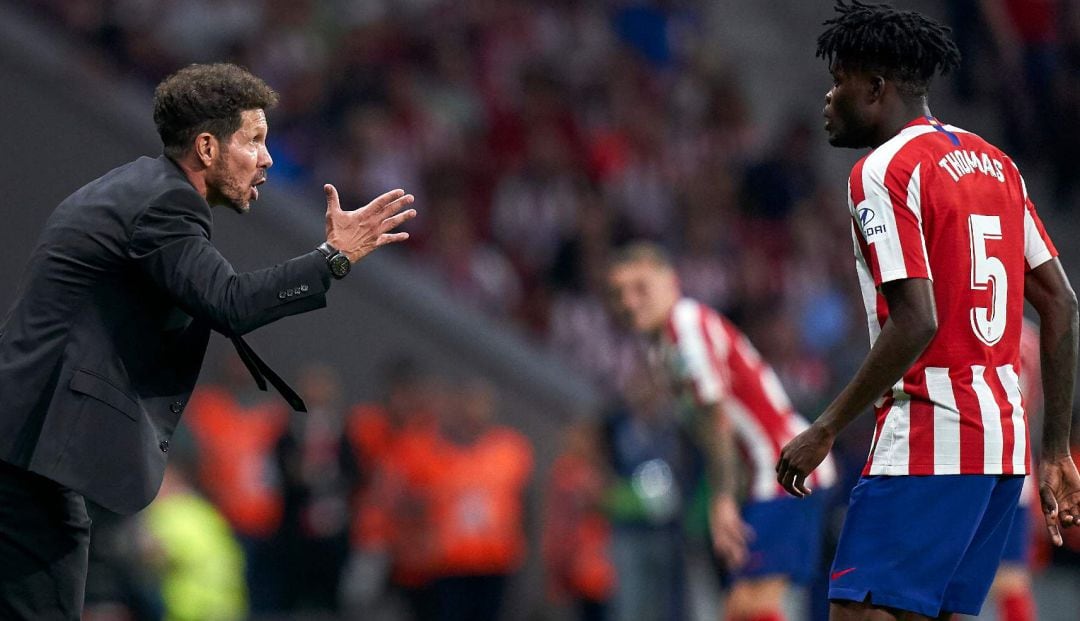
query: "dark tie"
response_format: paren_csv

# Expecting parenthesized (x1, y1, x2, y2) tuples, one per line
(230, 335, 307, 412)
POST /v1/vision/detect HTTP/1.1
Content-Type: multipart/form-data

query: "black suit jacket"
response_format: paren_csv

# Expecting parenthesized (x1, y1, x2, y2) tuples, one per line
(0, 155, 331, 514)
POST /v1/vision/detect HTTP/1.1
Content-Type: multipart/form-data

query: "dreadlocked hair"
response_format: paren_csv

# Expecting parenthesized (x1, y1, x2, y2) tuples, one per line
(817, 0, 961, 98)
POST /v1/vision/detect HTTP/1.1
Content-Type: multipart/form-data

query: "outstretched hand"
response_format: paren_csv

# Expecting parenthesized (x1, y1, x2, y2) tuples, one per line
(324, 185, 417, 262)
(1039, 455, 1080, 547)
(776, 423, 834, 498)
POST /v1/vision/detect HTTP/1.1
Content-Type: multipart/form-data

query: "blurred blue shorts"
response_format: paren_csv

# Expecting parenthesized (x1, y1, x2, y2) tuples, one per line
(723, 491, 828, 585)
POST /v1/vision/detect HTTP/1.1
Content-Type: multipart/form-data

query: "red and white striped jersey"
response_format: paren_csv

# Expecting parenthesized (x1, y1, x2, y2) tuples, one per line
(849, 116, 1058, 477)
(659, 297, 837, 501)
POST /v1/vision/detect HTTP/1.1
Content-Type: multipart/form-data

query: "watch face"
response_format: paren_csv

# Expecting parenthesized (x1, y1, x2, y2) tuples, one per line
(330, 254, 351, 278)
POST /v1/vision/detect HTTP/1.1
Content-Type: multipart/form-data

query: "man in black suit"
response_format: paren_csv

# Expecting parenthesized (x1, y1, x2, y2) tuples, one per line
(0, 63, 416, 619)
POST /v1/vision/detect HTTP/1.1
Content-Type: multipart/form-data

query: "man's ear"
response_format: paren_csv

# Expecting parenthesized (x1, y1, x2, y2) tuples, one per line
(867, 74, 886, 103)
(194, 132, 217, 168)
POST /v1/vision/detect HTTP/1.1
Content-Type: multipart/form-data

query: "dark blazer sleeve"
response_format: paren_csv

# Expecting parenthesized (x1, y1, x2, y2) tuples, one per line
(128, 188, 332, 336)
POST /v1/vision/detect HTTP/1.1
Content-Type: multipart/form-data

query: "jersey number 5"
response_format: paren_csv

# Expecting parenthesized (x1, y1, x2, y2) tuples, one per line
(969, 214, 1007, 346)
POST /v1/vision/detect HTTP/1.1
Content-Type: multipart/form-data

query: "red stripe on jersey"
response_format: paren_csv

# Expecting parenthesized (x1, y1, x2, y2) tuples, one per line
(952, 366, 985, 472)
(989, 369, 1017, 475)
(906, 384, 936, 475)
(850, 158, 868, 204)
(883, 154, 931, 279)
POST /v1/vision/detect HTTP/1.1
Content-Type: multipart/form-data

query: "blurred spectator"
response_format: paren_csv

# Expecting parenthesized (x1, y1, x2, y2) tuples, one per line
(84, 510, 165, 621)
(414, 168, 523, 319)
(427, 378, 534, 621)
(185, 354, 289, 613)
(543, 421, 615, 621)
(143, 458, 248, 621)
(344, 360, 444, 620)
(276, 363, 359, 614)
(947, 0, 1061, 165)
(601, 368, 695, 621)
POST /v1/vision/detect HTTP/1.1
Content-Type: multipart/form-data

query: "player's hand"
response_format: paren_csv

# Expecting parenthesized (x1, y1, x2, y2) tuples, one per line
(1038, 455, 1080, 547)
(324, 185, 416, 263)
(776, 422, 834, 498)
(709, 493, 752, 570)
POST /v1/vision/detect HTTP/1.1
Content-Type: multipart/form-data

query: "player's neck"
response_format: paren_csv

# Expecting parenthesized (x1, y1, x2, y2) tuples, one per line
(870, 99, 933, 149)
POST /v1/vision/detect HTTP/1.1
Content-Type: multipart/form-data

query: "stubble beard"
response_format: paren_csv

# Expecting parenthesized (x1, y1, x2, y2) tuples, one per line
(208, 163, 252, 215)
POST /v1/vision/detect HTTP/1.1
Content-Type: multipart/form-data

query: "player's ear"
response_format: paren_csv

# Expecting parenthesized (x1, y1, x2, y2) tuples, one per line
(867, 74, 886, 103)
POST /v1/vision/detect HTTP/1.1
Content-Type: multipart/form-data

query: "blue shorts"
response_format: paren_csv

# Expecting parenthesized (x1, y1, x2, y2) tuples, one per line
(999, 500, 1032, 565)
(829, 475, 1023, 617)
(724, 492, 827, 585)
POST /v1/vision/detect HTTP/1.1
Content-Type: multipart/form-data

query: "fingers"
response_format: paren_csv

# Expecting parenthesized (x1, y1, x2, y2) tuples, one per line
(776, 455, 805, 498)
(1060, 491, 1080, 529)
(1040, 484, 1063, 547)
(324, 184, 341, 213)
(380, 208, 418, 233)
(364, 189, 408, 215)
(794, 473, 812, 497)
(376, 232, 411, 247)
(712, 529, 748, 569)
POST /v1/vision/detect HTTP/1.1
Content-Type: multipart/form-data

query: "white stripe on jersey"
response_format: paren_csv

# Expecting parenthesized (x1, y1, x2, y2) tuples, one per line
(869, 399, 911, 475)
(857, 125, 937, 281)
(997, 365, 1027, 474)
(724, 398, 781, 500)
(671, 300, 725, 403)
(1024, 208, 1053, 270)
(925, 366, 961, 474)
(905, 164, 933, 279)
(853, 226, 881, 345)
(971, 366, 1004, 475)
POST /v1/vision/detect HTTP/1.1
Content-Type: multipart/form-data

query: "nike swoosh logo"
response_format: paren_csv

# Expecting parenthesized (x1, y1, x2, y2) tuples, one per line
(831, 567, 857, 580)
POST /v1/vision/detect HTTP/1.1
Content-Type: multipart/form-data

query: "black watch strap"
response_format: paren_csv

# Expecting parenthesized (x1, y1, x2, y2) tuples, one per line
(316, 242, 351, 279)
(316, 242, 337, 259)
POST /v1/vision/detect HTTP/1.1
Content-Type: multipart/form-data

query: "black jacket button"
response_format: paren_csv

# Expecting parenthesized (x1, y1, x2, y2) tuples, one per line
(159, 440, 169, 453)
(170, 401, 183, 414)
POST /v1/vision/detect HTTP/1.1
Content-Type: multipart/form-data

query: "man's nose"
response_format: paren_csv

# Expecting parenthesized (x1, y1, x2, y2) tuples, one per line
(260, 145, 273, 169)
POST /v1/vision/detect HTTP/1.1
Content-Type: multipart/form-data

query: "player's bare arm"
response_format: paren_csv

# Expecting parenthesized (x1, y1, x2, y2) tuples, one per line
(1024, 258, 1080, 544)
(701, 402, 751, 569)
(777, 278, 937, 497)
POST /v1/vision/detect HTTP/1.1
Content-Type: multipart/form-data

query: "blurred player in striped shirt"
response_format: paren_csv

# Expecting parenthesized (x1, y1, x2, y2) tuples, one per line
(776, 2, 1080, 620)
(608, 242, 837, 621)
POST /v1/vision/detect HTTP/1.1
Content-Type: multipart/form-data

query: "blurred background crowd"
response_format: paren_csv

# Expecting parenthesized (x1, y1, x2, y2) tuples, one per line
(7, 0, 1080, 620)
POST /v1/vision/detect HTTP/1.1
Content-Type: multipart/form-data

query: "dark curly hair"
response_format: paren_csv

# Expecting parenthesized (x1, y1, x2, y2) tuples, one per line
(153, 63, 279, 160)
(817, 1, 961, 98)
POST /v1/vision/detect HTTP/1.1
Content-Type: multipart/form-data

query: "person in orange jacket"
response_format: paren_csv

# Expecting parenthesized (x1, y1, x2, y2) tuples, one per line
(543, 421, 616, 621)
(427, 378, 534, 621)
(343, 359, 444, 619)
(185, 352, 289, 613)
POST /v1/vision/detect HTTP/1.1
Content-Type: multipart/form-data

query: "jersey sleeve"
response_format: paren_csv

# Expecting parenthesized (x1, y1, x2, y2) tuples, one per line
(668, 301, 730, 406)
(1004, 162, 1058, 271)
(849, 155, 932, 286)
(1019, 180, 1057, 271)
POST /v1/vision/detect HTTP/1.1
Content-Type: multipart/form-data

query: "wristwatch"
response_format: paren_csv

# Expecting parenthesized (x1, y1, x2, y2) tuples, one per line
(316, 242, 351, 279)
